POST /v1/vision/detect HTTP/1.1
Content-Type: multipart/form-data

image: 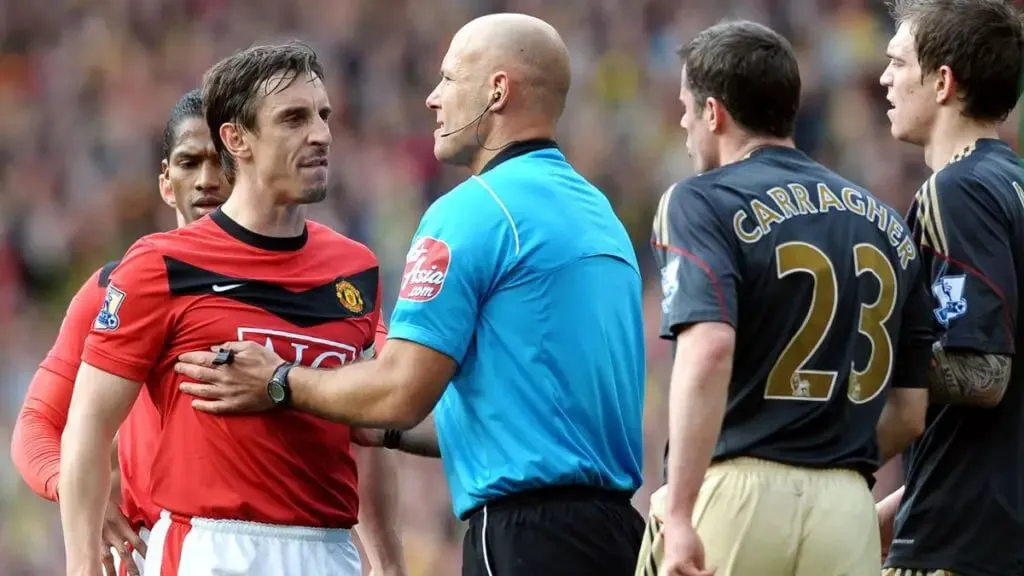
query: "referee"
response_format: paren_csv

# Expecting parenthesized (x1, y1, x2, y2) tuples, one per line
(175, 12, 647, 576)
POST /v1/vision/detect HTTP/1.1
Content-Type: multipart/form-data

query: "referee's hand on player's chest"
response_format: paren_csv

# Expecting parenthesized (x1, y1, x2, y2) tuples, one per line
(175, 341, 282, 414)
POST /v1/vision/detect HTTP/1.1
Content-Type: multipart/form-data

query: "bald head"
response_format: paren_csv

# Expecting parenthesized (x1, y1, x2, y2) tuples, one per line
(452, 13, 571, 119)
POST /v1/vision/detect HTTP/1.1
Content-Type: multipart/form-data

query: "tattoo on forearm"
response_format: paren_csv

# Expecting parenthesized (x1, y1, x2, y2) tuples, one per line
(928, 342, 1011, 407)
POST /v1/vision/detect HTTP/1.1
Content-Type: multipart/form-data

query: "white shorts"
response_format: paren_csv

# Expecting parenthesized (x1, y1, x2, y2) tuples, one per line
(109, 527, 150, 576)
(144, 511, 362, 576)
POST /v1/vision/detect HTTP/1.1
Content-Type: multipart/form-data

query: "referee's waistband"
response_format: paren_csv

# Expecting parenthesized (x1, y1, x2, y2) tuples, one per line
(463, 484, 634, 520)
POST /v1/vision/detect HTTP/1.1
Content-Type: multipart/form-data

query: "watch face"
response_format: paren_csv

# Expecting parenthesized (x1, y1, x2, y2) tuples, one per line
(268, 381, 286, 403)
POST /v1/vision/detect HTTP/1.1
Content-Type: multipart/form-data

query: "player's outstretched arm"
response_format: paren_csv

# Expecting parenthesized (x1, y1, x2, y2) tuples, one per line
(60, 363, 141, 575)
(177, 338, 456, 429)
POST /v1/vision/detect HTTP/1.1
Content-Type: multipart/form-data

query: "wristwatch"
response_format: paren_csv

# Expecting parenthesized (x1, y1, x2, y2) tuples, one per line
(267, 362, 294, 407)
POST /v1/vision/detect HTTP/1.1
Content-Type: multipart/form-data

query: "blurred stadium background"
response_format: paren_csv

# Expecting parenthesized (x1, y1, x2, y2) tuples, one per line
(1, 0, 1021, 574)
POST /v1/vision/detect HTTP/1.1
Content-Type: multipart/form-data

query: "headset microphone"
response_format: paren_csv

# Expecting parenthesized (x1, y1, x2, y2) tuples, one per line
(439, 92, 501, 138)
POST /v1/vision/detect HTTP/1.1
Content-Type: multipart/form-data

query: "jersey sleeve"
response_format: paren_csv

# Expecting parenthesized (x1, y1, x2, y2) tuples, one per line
(40, 268, 109, 382)
(918, 170, 1017, 354)
(81, 240, 173, 382)
(652, 181, 740, 339)
(12, 266, 113, 500)
(892, 262, 937, 388)
(388, 183, 515, 365)
(12, 367, 74, 500)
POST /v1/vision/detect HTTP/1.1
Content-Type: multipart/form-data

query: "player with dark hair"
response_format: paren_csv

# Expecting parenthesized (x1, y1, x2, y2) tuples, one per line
(878, 1, 1024, 574)
(11, 88, 226, 576)
(174, 14, 647, 576)
(58, 43, 404, 576)
(637, 20, 933, 576)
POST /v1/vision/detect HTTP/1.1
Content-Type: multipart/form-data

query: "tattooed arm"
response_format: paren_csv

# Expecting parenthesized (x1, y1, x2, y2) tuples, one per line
(927, 342, 1011, 407)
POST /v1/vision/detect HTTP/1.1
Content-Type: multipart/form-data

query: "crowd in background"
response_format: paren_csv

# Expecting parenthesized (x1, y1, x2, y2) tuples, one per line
(1, 0, 1020, 574)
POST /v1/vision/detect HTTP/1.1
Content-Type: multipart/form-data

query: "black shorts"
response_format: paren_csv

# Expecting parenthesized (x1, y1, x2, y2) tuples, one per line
(462, 485, 645, 576)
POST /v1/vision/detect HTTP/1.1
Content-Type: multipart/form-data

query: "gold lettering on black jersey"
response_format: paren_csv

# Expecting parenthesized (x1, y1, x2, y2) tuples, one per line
(730, 182, 916, 270)
(788, 184, 818, 215)
(866, 196, 888, 233)
(896, 237, 916, 270)
(751, 199, 785, 235)
(767, 187, 800, 218)
(734, 210, 762, 243)
(817, 183, 846, 213)
(842, 187, 866, 215)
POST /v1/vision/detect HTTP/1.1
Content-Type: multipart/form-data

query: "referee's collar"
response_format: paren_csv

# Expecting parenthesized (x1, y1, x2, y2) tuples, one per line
(479, 138, 559, 175)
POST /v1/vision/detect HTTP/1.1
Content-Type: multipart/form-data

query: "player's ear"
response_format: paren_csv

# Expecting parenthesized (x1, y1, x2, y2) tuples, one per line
(934, 65, 956, 106)
(158, 159, 176, 209)
(705, 97, 724, 134)
(219, 122, 252, 163)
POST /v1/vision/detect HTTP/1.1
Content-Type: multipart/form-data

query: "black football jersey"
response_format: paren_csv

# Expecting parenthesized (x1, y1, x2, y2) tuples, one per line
(655, 146, 934, 480)
(887, 139, 1024, 576)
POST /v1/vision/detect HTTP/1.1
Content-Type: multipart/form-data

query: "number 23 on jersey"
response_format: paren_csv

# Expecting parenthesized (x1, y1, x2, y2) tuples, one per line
(766, 242, 897, 404)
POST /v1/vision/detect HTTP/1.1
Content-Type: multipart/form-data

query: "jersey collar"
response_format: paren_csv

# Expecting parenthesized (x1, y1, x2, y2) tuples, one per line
(479, 138, 559, 175)
(210, 208, 308, 252)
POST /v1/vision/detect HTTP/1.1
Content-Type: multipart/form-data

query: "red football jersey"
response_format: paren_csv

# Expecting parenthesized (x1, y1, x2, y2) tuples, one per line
(82, 210, 381, 528)
(12, 262, 161, 529)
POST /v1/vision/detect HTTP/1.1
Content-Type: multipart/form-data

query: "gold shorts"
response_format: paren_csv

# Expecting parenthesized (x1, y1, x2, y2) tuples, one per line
(635, 457, 880, 576)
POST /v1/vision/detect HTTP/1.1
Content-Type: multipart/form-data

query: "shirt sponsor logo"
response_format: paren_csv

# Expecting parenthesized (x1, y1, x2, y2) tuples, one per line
(94, 283, 127, 331)
(399, 236, 450, 302)
(932, 274, 967, 326)
(237, 327, 372, 368)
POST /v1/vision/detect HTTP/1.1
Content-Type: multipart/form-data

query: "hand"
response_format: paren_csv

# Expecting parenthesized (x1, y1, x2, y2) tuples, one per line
(101, 505, 146, 576)
(351, 427, 385, 447)
(659, 516, 715, 576)
(877, 496, 900, 563)
(175, 341, 284, 415)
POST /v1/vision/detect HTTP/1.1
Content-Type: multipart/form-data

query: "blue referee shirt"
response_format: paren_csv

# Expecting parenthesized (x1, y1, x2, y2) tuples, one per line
(388, 140, 646, 519)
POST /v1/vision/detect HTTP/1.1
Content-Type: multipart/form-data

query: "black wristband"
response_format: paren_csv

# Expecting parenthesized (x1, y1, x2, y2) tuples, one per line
(382, 429, 403, 449)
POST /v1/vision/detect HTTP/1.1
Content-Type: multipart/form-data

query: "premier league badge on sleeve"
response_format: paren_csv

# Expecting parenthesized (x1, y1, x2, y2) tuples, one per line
(94, 283, 127, 331)
(660, 256, 680, 314)
(932, 274, 967, 327)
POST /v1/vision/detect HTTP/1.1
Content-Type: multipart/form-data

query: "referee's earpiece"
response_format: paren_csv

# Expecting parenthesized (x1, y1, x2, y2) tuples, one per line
(490, 91, 502, 109)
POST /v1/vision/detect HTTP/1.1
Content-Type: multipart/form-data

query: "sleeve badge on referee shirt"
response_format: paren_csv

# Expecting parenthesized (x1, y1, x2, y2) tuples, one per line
(335, 280, 365, 314)
(94, 283, 127, 331)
